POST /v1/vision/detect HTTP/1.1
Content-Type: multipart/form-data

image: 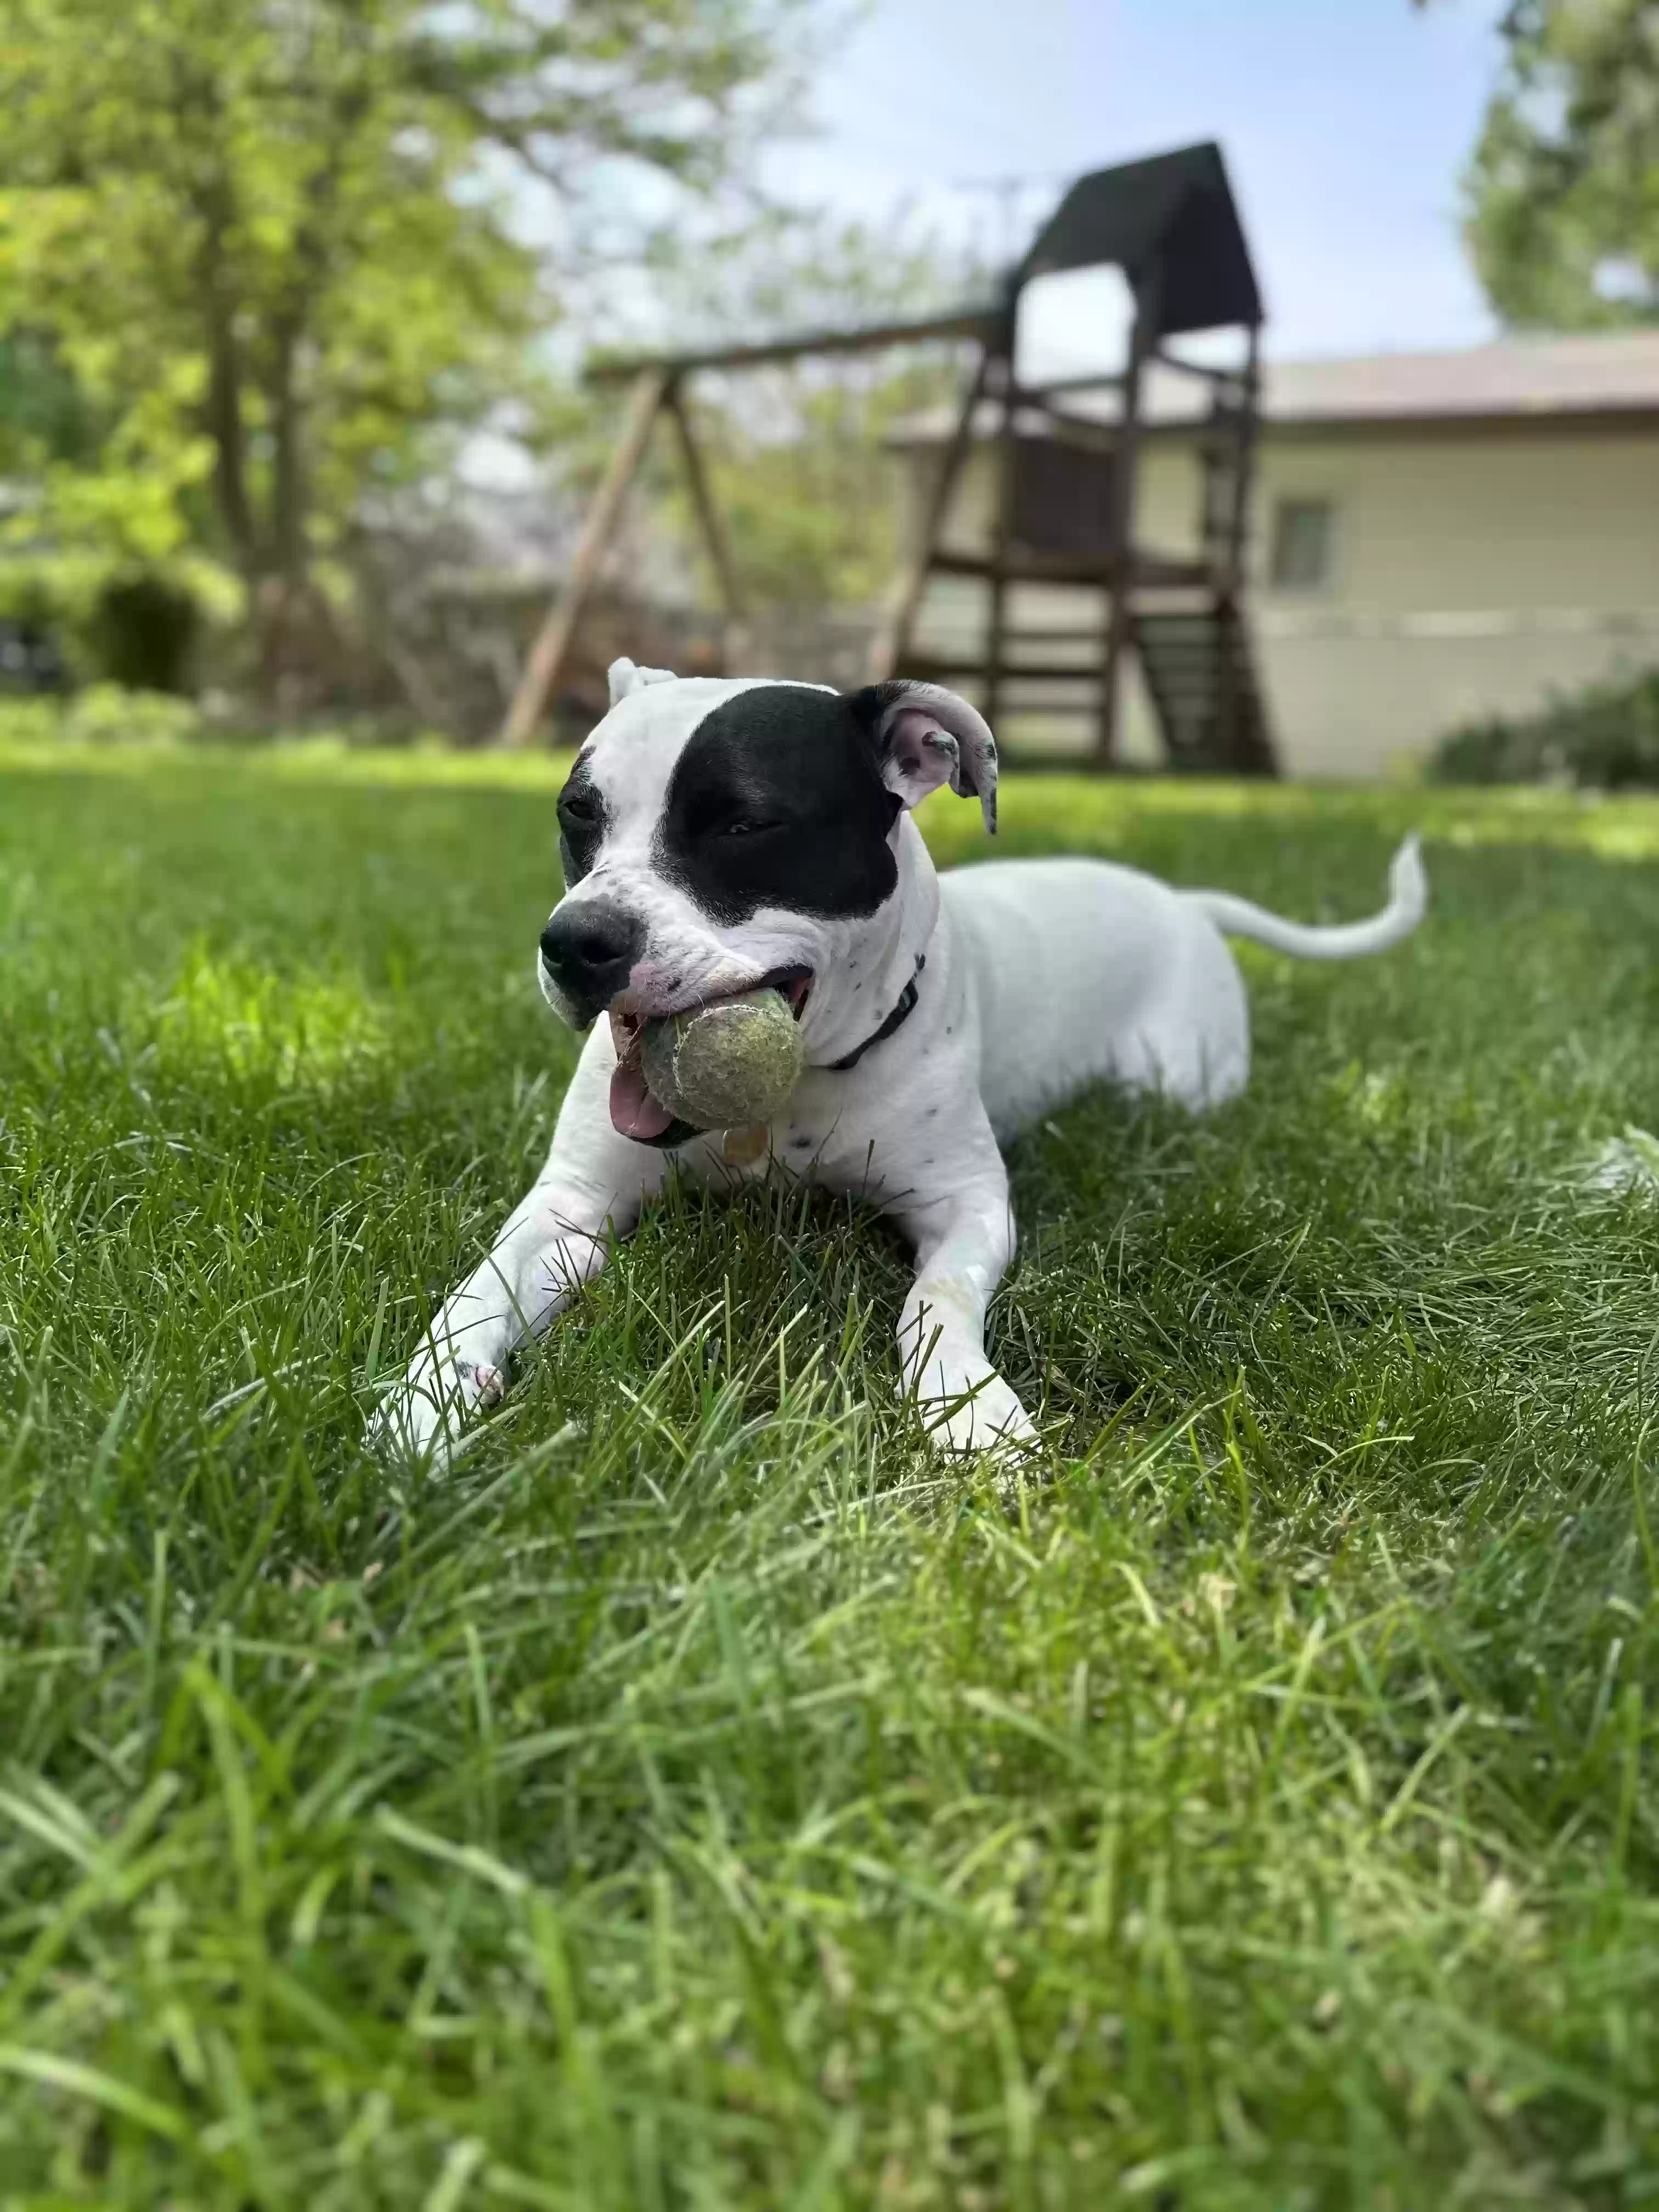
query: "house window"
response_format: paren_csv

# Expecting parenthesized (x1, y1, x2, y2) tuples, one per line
(1269, 498, 1334, 589)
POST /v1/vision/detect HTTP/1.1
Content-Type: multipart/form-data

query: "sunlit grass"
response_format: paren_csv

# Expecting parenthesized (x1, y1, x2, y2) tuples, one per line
(137, 944, 390, 1091)
(4, 728, 1658, 859)
(0, 748, 1655, 2207)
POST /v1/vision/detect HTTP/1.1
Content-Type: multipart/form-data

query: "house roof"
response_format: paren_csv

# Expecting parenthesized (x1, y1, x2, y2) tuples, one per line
(890, 330, 1659, 443)
(1244, 330, 1659, 425)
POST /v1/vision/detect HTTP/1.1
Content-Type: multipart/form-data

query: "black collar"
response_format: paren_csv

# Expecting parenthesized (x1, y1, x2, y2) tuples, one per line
(828, 955, 926, 1073)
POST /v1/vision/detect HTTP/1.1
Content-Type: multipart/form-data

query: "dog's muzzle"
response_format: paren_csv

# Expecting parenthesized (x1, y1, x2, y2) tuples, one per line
(538, 901, 644, 1026)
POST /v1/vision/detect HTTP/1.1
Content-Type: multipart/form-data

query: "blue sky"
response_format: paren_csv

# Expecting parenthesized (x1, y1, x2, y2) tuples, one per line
(760, 0, 1510, 362)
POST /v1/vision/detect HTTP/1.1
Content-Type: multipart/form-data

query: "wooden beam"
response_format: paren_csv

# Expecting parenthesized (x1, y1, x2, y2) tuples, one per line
(1095, 303, 1153, 770)
(1018, 369, 1130, 399)
(1223, 323, 1261, 601)
(1151, 344, 1250, 386)
(665, 383, 743, 628)
(865, 340, 994, 684)
(588, 306, 1000, 385)
(983, 356, 1018, 733)
(1002, 383, 1120, 450)
(1216, 321, 1262, 769)
(499, 365, 668, 749)
(902, 658, 1104, 684)
(926, 545, 1208, 589)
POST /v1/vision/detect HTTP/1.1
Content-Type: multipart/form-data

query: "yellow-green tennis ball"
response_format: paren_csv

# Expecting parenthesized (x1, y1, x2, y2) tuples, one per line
(640, 988, 804, 1131)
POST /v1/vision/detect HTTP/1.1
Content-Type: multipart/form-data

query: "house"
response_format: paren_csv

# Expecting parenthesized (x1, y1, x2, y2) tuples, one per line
(891, 329, 1659, 778)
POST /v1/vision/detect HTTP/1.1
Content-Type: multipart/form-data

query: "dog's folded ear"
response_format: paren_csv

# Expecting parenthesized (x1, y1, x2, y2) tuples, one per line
(608, 657, 679, 706)
(855, 680, 998, 836)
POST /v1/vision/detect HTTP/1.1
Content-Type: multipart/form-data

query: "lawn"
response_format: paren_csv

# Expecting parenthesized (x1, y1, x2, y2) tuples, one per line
(1, 740, 1656, 2209)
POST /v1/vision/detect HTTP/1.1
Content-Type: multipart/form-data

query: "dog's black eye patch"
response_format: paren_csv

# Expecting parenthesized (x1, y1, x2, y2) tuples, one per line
(657, 686, 900, 924)
(556, 771, 607, 886)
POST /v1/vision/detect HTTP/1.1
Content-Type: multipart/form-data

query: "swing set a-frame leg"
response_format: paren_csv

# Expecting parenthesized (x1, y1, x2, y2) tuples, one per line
(866, 338, 992, 685)
(499, 364, 755, 748)
(499, 365, 668, 748)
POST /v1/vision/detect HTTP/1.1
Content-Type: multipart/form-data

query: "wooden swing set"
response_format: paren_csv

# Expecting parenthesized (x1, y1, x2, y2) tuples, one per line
(502, 141, 1277, 774)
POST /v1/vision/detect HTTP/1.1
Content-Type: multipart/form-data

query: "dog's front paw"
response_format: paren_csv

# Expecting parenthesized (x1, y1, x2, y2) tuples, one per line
(915, 1363, 1039, 1459)
(368, 1352, 504, 1470)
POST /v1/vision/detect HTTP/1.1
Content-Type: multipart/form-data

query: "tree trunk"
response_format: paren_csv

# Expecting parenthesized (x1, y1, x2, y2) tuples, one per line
(202, 280, 257, 585)
(253, 318, 316, 706)
(270, 318, 307, 595)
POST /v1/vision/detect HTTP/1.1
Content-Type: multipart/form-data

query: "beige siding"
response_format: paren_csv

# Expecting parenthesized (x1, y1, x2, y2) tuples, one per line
(901, 426, 1659, 778)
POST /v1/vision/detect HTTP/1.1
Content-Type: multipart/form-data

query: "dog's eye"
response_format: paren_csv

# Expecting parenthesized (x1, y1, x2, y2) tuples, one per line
(560, 791, 596, 825)
(717, 817, 778, 839)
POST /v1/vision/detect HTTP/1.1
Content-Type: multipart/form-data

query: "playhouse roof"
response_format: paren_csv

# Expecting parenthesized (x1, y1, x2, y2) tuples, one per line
(1020, 142, 1263, 338)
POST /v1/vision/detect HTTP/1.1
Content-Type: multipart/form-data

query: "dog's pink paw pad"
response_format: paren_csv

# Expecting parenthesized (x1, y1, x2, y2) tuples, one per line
(473, 1364, 505, 1408)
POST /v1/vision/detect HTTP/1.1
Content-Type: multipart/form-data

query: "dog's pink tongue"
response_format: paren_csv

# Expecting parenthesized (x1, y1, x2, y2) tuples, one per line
(610, 1059, 675, 1142)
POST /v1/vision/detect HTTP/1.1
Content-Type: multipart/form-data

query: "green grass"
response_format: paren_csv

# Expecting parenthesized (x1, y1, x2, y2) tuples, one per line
(1, 742, 1657, 2209)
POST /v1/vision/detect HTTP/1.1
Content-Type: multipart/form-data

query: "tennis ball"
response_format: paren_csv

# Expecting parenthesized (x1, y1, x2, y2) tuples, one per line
(640, 988, 804, 1131)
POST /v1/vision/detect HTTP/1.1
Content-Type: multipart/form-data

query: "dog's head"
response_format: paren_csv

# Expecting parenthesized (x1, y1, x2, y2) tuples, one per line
(538, 659, 997, 1139)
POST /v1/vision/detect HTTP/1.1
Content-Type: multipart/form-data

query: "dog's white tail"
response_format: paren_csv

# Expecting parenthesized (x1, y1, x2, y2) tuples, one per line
(1186, 833, 1427, 961)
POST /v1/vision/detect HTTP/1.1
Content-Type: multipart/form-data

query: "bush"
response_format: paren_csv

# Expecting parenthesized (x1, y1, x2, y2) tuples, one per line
(0, 687, 456, 751)
(91, 574, 200, 693)
(0, 684, 205, 747)
(0, 552, 236, 693)
(1428, 666, 1659, 789)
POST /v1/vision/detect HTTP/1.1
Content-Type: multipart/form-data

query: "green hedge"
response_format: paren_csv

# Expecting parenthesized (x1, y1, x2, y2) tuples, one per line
(1428, 666, 1659, 789)
(0, 685, 206, 746)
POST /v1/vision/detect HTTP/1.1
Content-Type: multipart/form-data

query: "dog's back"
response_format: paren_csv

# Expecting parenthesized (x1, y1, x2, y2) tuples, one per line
(941, 857, 1252, 1133)
(940, 836, 1426, 1137)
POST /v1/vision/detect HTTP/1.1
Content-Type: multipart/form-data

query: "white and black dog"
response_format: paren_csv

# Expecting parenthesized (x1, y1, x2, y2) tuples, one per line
(375, 659, 1425, 1464)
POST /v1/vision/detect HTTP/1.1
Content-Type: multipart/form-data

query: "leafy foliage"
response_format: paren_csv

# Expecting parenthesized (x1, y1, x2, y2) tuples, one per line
(0, 0, 802, 682)
(0, 681, 210, 746)
(1465, 0, 1659, 328)
(1429, 662, 1659, 788)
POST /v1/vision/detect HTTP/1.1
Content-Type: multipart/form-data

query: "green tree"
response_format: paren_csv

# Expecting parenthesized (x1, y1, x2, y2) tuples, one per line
(0, 0, 800, 692)
(1465, 0, 1659, 328)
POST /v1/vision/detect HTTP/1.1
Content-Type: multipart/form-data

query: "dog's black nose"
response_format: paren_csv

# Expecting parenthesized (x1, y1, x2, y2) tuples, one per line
(538, 901, 644, 1020)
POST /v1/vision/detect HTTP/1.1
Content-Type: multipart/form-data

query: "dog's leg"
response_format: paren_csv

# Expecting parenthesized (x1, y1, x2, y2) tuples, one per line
(893, 1148, 1038, 1458)
(374, 1172, 629, 1465)
(372, 1033, 659, 1465)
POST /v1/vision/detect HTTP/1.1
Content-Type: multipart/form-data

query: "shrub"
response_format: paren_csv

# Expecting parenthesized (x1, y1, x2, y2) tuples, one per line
(1427, 666, 1659, 789)
(0, 684, 205, 746)
(91, 575, 200, 693)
